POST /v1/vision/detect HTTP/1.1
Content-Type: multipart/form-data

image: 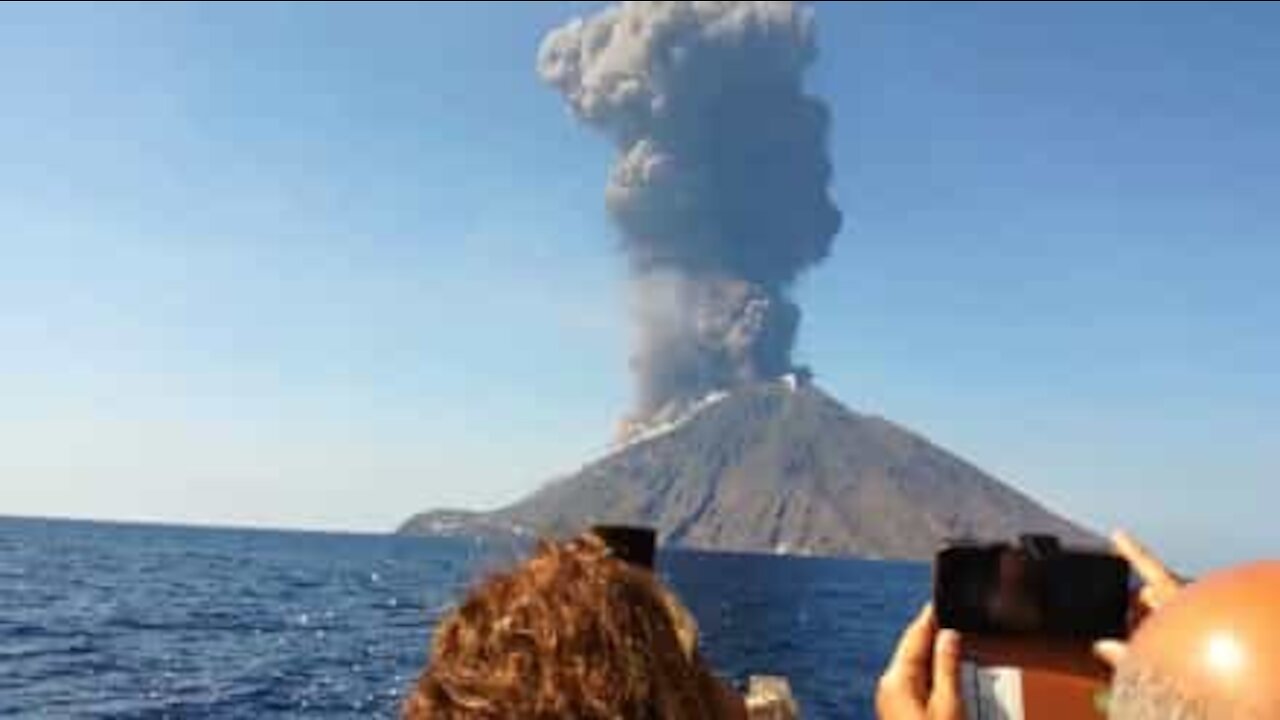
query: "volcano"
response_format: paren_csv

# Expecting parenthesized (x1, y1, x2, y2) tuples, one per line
(399, 382, 1096, 560)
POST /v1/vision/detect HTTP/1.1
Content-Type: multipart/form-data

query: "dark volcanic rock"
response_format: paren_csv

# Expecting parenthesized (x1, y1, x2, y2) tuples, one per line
(400, 384, 1097, 560)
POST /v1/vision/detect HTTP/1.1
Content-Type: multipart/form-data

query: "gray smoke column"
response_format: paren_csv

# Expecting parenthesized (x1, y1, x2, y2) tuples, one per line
(538, 1, 841, 426)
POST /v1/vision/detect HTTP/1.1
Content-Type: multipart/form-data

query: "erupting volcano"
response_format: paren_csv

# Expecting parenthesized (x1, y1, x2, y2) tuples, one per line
(537, 1, 840, 433)
(401, 2, 1099, 559)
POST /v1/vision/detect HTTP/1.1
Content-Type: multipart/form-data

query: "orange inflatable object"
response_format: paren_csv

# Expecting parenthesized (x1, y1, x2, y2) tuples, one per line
(1125, 560, 1280, 715)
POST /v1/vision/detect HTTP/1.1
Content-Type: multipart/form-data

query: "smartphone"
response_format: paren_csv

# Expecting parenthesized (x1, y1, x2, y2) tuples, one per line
(934, 534, 1130, 639)
(591, 524, 657, 570)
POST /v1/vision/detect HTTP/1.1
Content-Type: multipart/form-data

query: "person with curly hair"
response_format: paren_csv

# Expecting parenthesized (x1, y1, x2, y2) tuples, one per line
(402, 532, 747, 719)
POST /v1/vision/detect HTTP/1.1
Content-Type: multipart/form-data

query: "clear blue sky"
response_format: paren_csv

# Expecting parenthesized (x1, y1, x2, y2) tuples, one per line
(2, 2, 1276, 571)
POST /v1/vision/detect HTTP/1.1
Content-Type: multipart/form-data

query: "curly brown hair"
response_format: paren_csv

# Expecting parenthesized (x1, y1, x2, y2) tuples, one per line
(402, 534, 736, 719)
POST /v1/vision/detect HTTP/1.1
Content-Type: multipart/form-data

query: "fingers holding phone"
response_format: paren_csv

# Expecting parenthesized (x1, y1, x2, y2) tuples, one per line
(1091, 529, 1186, 669)
(875, 604, 964, 720)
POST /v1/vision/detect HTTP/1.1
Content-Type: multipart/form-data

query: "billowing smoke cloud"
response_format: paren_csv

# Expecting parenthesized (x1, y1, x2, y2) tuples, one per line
(538, 1, 841, 425)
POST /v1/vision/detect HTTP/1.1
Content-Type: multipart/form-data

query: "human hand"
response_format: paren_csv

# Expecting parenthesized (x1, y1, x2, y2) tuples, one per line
(1092, 529, 1185, 668)
(876, 604, 963, 720)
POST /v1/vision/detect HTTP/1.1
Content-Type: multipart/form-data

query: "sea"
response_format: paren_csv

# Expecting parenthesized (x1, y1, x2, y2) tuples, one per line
(0, 516, 930, 719)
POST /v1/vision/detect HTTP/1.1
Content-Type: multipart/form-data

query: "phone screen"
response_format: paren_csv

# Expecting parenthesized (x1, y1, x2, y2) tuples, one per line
(934, 544, 1130, 639)
(591, 524, 657, 570)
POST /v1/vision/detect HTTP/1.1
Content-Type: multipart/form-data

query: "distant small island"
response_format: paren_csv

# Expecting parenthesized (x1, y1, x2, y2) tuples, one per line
(399, 381, 1098, 561)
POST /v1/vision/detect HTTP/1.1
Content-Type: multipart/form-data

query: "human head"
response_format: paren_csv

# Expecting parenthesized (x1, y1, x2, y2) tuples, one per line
(402, 533, 740, 719)
(1109, 561, 1280, 719)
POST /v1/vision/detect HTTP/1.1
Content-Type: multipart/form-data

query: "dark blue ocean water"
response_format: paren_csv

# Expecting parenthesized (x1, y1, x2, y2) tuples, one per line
(0, 517, 929, 719)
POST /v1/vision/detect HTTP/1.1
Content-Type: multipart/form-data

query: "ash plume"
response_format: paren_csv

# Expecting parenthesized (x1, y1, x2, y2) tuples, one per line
(538, 1, 842, 426)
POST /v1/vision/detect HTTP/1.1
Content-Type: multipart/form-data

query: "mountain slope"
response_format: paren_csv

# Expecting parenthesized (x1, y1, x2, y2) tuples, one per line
(400, 383, 1096, 560)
